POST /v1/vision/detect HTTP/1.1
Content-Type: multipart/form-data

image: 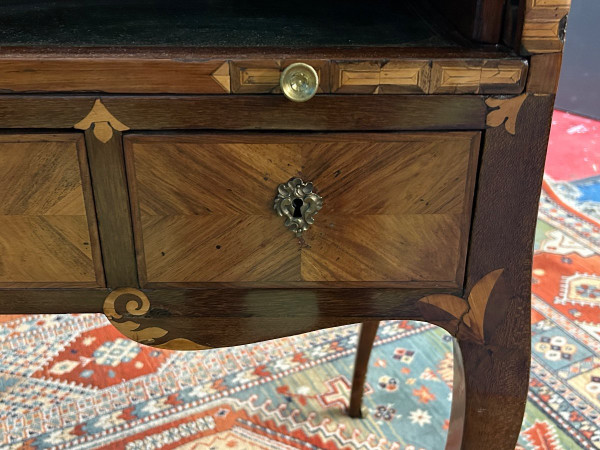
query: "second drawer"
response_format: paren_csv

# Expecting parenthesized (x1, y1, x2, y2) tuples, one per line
(124, 132, 480, 288)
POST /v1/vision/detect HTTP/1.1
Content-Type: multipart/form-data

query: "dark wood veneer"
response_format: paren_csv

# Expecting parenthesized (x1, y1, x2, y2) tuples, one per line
(0, 95, 487, 130)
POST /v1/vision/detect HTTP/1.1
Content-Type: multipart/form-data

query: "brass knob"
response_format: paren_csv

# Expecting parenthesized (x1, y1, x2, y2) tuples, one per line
(280, 63, 319, 102)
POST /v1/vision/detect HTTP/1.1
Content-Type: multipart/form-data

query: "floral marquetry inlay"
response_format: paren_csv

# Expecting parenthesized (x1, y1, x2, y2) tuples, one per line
(486, 94, 528, 135)
(418, 269, 504, 343)
(74, 99, 129, 143)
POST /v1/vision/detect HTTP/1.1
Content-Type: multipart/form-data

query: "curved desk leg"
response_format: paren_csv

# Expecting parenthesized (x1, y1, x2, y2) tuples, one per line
(442, 93, 554, 448)
(446, 337, 531, 449)
(348, 320, 379, 418)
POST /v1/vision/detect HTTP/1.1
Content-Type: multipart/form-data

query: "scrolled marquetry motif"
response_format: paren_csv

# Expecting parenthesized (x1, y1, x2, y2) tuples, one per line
(74, 99, 129, 143)
(417, 269, 504, 343)
(103, 288, 211, 350)
(485, 93, 528, 135)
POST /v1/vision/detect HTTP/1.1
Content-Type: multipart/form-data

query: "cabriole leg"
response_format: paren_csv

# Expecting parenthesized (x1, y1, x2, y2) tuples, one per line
(348, 320, 380, 418)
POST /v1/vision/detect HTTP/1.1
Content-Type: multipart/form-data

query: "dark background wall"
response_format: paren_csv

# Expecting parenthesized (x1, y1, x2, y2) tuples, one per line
(555, 0, 600, 119)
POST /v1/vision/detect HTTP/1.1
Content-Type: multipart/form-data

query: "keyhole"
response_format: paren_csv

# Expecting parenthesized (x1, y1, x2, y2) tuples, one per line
(292, 198, 303, 218)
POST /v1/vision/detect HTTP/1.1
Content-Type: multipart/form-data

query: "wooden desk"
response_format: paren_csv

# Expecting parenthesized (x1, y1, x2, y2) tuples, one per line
(0, 0, 570, 447)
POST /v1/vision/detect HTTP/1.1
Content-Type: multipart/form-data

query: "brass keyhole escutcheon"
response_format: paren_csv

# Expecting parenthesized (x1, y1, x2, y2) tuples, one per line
(274, 178, 323, 237)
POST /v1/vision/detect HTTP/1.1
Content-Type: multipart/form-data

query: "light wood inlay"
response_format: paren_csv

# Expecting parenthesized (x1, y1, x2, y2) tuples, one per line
(332, 59, 526, 94)
(233, 61, 281, 93)
(381, 61, 431, 93)
(486, 94, 528, 135)
(0, 135, 104, 287)
(125, 133, 480, 288)
(230, 60, 329, 94)
(331, 61, 430, 94)
(153, 339, 211, 351)
(103, 287, 212, 350)
(429, 60, 527, 94)
(210, 61, 231, 93)
(74, 99, 129, 143)
(418, 269, 504, 342)
(521, 0, 571, 54)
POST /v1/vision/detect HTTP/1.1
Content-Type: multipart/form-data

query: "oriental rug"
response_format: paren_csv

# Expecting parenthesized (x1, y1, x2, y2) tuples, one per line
(1, 111, 600, 449)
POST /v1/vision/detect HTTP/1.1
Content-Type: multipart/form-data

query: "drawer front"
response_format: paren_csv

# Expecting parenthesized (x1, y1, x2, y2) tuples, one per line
(125, 132, 480, 287)
(0, 134, 104, 287)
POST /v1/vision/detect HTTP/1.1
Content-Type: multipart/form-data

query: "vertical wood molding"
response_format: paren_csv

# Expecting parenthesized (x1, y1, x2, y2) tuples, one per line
(448, 94, 555, 448)
(521, 0, 571, 54)
(76, 137, 107, 288)
(526, 53, 563, 94)
(84, 129, 139, 288)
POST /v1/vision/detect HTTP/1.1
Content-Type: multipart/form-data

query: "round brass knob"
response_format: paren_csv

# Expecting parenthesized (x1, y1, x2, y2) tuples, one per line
(280, 63, 319, 102)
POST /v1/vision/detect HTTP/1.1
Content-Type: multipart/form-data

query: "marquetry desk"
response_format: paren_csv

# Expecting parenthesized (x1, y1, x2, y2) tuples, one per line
(0, 0, 570, 448)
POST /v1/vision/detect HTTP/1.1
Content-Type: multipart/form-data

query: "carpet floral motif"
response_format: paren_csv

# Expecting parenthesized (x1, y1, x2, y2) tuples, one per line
(0, 181, 599, 448)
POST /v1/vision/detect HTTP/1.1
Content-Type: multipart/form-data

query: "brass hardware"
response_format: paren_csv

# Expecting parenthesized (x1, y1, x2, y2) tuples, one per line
(280, 63, 319, 102)
(274, 178, 323, 237)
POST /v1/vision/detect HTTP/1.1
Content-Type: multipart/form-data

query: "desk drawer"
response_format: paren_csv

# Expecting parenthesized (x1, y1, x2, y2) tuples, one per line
(125, 132, 479, 288)
(0, 134, 104, 287)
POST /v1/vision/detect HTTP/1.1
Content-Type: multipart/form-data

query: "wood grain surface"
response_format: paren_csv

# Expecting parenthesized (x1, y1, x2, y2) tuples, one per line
(0, 95, 487, 131)
(348, 321, 380, 418)
(230, 59, 330, 94)
(332, 59, 527, 95)
(96, 286, 460, 348)
(425, 0, 507, 43)
(0, 56, 527, 95)
(331, 61, 431, 94)
(429, 59, 528, 94)
(0, 134, 104, 287)
(526, 53, 563, 94)
(447, 94, 556, 448)
(124, 132, 480, 288)
(521, 0, 571, 54)
(85, 129, 138, 288)
(0, 58, 230, 94)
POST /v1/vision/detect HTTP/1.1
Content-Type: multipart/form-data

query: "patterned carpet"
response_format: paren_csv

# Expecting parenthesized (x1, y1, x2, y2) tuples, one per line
(1, 112, 600, 449)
